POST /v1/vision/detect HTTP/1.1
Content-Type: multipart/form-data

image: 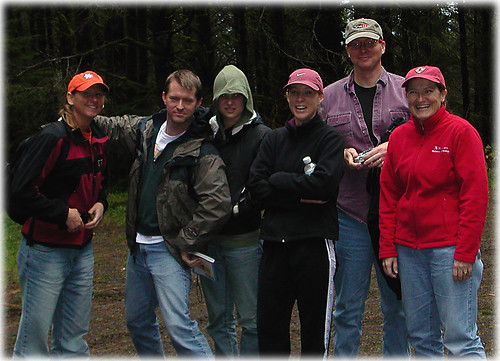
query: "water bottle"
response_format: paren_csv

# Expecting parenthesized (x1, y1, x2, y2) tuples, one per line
(303, 156, 316, 176)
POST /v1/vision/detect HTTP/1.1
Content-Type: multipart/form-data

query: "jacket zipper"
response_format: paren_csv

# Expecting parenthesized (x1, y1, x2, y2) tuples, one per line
(90, 143, 98, 197)
(410, 124, 425, 247)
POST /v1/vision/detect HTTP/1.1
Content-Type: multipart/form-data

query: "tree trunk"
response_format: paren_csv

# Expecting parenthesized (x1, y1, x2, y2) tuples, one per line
(458, 5, 470, 118)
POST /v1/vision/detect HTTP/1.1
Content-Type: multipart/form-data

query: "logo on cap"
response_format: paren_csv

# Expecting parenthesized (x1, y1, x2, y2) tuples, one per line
(354, 23, 369, 29)
(415, 67, 426, 74)
(296, 73, 305, 77)
(83, 73, 94, 79)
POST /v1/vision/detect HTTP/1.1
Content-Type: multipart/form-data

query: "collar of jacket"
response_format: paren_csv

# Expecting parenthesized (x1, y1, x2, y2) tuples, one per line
(61, 117, 109, 145)
(410, 105, 448, 134)
(285, 112, 323, 136)
(211, 110, 262, 143)
(230, 111, 262, 136)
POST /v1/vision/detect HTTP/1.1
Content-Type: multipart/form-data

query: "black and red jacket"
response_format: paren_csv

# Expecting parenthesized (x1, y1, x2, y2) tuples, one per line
(10, 118, 108, 248)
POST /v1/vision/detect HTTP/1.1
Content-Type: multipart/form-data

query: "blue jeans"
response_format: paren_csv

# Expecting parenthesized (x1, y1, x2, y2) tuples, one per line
(333, 210, 409, 356)
(125, 242, 213, 357)
(200, 242, 262, 356)
(396, 244, 486, 357)
(14, 237, 94, 358)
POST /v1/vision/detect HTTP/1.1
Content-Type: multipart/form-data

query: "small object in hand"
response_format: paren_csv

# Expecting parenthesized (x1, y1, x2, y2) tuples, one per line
(354, 148, 374, 164)
(81, 212, 92, 223)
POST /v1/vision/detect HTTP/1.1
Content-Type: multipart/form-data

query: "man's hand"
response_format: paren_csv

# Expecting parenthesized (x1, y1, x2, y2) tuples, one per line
(362, 142, 388, 169)
(345, 142, 388, 170)
(344, 148, 364, 170)
(181, 252, 203, 268)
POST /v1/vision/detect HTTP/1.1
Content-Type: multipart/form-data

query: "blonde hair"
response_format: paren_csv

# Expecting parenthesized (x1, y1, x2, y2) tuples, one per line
(58, 104, 79, 130)
(164, 69, 202, 100)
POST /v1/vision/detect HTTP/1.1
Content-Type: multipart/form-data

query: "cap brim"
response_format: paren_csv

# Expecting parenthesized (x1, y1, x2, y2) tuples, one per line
(345, 32, 380, 45)
(75, 81, 109, 92)
(402, 75, 445, 89)
(283, 81, 321, 92)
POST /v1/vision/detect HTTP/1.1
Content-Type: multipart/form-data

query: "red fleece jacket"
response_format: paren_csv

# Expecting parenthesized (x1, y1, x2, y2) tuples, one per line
(379, 106, 488, 263)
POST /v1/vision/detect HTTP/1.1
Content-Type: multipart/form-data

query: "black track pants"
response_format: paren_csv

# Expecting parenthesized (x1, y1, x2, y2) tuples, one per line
(257, 238, 336, 356)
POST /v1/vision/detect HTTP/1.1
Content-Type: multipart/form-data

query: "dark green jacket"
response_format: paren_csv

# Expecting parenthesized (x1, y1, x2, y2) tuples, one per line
(95, 108, 231, 266)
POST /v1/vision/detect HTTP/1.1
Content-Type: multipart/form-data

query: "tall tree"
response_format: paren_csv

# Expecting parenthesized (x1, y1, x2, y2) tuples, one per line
(194, 9, 216, 97)
(234, 8, 248, 72)
(458, 5, 470, 118)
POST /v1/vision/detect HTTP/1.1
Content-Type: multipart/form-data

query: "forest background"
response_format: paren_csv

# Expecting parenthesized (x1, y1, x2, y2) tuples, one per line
(5, 1, 495, 190)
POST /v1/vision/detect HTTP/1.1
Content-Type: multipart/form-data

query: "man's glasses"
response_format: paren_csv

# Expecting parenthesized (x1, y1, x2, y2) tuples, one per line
(347, 38, 383, 50)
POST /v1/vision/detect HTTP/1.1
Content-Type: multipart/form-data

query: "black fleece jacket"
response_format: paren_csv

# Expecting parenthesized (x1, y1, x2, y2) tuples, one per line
(213, 114, 271, 235)
(249, 113, 345, 242)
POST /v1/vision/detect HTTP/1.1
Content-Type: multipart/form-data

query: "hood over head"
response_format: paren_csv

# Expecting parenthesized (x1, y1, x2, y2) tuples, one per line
(213, 65, 255, 129)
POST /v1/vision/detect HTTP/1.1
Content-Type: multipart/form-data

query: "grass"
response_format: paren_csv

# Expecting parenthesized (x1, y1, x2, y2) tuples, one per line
(4, 217, 21, 283)
(101, 191, 128, 227)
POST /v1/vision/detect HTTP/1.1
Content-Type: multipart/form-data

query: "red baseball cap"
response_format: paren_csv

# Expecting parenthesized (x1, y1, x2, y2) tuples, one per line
(284, 68, 324, 93)
(402, 66, 446, 89)
(67, 71, 109, 93)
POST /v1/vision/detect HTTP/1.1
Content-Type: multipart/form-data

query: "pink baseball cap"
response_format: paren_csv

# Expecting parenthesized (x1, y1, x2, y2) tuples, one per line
(284, 68, 324, 93)
(402, 66, 446, 89)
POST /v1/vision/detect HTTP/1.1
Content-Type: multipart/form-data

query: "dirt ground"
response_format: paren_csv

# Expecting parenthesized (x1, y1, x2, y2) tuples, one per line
(3, 196, 495, 357)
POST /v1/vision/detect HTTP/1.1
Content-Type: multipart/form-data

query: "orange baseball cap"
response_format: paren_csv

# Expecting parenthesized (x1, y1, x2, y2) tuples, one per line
(67, 71, 109, 93)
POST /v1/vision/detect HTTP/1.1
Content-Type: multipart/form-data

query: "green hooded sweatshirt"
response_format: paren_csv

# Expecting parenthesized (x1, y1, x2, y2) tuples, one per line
(211, 65, 261, 247)
(213, 65, 255, 136)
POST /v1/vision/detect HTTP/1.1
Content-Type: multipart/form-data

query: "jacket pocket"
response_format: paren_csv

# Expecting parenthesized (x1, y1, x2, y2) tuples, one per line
(326, 113, 353, 142)
(442, 197, 449, 233)
(441, 197, 460, 236)
(161, 168, 197, 230)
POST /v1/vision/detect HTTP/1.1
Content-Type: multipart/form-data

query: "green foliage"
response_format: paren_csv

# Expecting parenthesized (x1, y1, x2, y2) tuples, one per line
(4, 216, 21, 283)
(485, 144, 495, 166)
(485, 144, 495, 186)
(102, 192, 128, 227)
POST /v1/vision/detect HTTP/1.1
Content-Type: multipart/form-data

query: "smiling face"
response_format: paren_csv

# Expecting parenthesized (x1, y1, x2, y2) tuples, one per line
(67, 84, 106, 125)
(346, 37, 385, 72)
(285, 84, 324, 126)
(406, 78, 447, 124)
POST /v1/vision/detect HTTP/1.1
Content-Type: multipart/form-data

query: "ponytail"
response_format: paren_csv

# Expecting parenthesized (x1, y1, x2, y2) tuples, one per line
(58, 104, 78, 129)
